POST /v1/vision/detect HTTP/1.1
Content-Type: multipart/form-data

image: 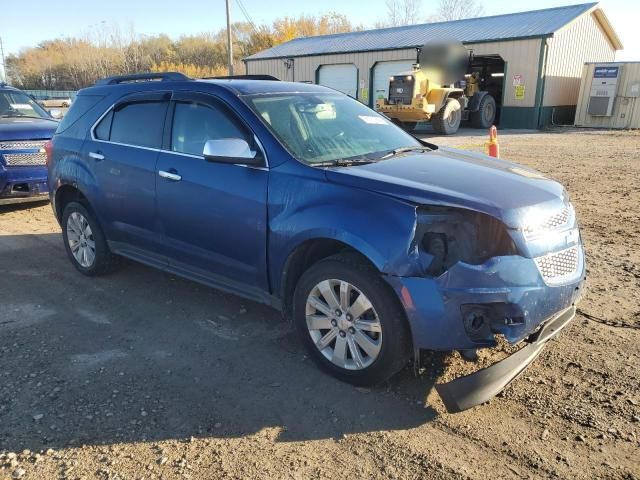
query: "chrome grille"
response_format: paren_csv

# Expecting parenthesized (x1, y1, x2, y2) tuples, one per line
(534, 245, 581, 285)
(2, 152, 47, 166)
(0, 140, 48, 150)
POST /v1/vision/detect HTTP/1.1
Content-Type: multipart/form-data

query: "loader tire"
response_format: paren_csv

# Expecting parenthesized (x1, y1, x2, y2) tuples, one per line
(432, 98, 461, 135)
(470, 94, 496, 129)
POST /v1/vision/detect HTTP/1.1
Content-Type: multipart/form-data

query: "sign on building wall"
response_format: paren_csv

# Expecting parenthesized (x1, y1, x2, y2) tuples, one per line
(513, 74, 525, 100)
(593, 66, 619, 78)
(359, 78, 368, 103)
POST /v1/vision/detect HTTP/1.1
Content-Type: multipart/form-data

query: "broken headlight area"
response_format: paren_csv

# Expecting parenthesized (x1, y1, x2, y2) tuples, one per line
(413, 207, 518, 277)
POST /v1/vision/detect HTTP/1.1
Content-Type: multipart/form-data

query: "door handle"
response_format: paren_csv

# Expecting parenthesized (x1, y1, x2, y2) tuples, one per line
(89, 151, 104, 161)
(158, 170, 182, 181)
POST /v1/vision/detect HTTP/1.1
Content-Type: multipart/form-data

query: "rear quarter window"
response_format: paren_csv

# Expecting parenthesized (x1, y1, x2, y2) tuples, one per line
(55, 95, 105, 133)
(109, 101, 167, 149)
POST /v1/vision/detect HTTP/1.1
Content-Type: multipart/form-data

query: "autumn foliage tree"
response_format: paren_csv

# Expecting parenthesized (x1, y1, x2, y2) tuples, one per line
(6, 13, 358, 90)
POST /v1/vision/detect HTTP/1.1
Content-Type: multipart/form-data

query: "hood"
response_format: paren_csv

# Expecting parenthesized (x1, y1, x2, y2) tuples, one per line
(324, 147, 567, 228)
(0, 117, 58, 141)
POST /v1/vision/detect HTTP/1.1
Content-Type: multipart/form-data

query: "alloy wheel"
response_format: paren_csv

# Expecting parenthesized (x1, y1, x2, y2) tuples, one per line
(66, 211, 96, 268)
(305, 279, 382, 370)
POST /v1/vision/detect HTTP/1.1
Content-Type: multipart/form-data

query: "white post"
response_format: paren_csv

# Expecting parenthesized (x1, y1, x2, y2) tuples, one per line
(0, 37, 6, 83)
(226, 0, 234, 76)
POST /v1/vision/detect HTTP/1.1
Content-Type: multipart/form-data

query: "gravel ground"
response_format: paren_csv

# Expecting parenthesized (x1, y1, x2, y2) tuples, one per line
(0, 129, 638, 480)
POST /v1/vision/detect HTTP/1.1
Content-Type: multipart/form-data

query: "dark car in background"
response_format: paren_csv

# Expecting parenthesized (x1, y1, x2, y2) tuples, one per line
(0, 83, 58, 205)
(48, 73, 585, 412)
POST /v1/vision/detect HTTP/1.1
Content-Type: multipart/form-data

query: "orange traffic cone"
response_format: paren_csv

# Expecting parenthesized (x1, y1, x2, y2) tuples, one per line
(486, 125, 499, 158)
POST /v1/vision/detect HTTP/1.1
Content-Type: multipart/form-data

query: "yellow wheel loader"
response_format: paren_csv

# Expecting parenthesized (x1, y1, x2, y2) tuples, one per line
(376, 41, 497, 135)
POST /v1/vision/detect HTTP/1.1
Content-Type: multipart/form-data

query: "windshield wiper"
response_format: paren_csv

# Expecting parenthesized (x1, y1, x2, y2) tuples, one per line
(310, 157, 376, 168)
(377, 146, 432, 160)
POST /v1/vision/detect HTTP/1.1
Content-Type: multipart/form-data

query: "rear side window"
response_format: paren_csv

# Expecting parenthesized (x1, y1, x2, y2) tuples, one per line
(94, 111, 113, 140)
(97, 101, 167, 149)
(171, 101, 249, 156)
(55, 94, 104, 133)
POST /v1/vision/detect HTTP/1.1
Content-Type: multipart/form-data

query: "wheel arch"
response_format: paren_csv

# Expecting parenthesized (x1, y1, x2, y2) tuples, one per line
(278, 236, 381, 321)
(53, 183, 90, 224)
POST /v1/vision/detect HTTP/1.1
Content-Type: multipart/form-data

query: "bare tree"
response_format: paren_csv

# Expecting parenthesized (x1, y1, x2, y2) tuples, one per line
(377, 0, 422, 27)
(428, 0, 484, 22)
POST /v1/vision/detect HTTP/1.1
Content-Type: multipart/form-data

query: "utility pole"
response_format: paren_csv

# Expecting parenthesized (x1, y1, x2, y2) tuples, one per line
(0, 36, 6, 83)
(225, 0, 234, 75)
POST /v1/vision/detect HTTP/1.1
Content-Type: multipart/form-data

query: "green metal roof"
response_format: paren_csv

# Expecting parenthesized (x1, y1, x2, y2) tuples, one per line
(246, 3, 598, 61)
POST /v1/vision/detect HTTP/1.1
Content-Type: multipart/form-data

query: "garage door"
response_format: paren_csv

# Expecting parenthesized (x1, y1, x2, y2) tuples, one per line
(318, 64, 358, 98)
(371, 61, 415, 108)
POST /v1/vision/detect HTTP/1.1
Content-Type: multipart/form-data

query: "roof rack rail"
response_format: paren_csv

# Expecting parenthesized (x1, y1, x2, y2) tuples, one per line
(203, 74, 280, 81)
(95, 72, 191, 86)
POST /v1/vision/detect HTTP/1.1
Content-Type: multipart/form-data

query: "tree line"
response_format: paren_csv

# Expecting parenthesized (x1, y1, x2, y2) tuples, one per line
(5, 0, 484, 90)
(5, 13, 360, 90)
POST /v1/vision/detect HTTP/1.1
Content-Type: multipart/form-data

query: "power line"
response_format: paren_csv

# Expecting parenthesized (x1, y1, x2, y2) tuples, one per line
(235, 0, 259, 34)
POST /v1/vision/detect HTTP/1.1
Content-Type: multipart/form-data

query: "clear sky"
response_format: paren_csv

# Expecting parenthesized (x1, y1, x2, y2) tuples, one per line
(1, 0, 637, 61)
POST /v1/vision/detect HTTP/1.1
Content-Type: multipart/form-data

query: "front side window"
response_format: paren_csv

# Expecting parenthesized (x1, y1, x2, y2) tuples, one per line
(243, 92, 420, 164)
(95, 100, 167, 149)
(0, 90, 51, 119)
(170, 101, 249, 156)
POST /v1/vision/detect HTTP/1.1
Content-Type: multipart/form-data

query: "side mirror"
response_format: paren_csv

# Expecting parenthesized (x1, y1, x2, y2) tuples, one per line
(49, 109, 63, 120)
(202, 138, 262, 165)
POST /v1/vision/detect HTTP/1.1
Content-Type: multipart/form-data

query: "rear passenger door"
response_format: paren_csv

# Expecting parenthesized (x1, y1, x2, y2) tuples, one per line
(155, 91, 269, 293)
(85, 91, 169, 257)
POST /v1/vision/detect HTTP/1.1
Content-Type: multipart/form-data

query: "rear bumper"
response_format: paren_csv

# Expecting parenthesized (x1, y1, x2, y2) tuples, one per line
(0, 165, 49, 204)
(435, 306, 575, 412)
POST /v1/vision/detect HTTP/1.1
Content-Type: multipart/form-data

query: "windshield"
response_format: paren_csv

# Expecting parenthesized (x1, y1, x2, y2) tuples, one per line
(0, 90, 51, 119)
(244, 92, 422, 164)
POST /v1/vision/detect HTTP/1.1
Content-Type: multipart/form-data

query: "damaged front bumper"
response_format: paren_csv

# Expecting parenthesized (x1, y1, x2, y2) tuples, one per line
(435, 305, 575, 412)
(384, 244, 585, 412)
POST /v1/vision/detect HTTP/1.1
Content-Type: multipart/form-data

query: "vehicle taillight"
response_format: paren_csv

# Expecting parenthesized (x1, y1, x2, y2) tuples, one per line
(44, 140, 53, 165)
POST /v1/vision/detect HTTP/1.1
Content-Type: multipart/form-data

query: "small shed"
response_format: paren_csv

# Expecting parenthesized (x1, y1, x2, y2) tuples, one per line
(244, 3, 622, 129)
(574, 62, 640, 129)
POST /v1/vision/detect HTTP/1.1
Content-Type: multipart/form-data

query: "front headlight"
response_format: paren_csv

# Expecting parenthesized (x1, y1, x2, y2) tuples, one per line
(521, 203, 575, 241)
(416, 207, 518, 276)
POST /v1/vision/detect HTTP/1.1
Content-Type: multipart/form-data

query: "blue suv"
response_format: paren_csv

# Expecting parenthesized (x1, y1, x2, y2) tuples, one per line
(1, 83, 58, 204)
(48, 73, 585, 412)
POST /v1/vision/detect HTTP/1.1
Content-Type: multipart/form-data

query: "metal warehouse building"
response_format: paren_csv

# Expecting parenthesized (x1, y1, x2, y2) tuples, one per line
(244, 3, 622, 129)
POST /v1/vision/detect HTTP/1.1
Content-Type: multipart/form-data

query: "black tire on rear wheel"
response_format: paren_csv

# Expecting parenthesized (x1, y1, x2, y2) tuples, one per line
(61, 201, 118, 276)
(402, 121, 417, 132)
(470, 94, 496, 129)
(293, 253, 411, 386)
(432, 97, 462, 135)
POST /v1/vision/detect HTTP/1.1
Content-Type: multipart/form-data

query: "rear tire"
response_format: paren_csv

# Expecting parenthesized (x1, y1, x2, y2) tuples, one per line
(432, 98, 462, 135)
(402, 121, 417, 132)
(293, 253, 410, 386)
(61, 201, 118, 276)
(470, 94, 496, 129)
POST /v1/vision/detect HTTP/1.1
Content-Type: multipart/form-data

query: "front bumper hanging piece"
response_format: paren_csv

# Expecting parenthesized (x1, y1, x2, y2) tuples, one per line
(435, 306, 576, 413)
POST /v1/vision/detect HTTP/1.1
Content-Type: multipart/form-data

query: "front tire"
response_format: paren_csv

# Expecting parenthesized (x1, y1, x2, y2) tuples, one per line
(432, 97, 462, 135)
(61, 201, 118, 276)
(293, 253, 410, 386)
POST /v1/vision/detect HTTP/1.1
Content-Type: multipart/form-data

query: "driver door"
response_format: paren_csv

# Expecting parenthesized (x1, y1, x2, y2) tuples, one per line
(155, 92, 269, 293)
